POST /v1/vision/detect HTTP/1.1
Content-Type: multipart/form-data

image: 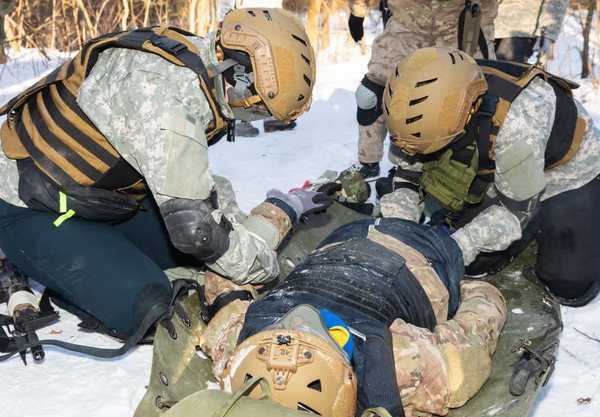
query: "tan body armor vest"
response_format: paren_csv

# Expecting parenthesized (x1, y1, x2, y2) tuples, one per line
(418, 60, 586, 213)
(0, 26, 230, 202)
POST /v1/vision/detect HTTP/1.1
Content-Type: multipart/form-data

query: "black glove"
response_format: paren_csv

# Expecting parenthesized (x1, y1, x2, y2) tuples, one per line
(317, 182, 343, 196)
(348, 14, 365, 42)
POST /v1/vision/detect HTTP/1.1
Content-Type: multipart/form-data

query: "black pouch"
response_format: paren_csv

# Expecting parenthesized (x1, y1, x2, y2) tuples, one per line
(17, 158, 141, 223)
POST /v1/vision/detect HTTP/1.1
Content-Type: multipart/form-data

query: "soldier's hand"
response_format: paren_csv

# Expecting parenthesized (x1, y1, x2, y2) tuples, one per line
(317, 182, 343, 196)
(348, 14, 365, 42)
(290, 190, 333, 216)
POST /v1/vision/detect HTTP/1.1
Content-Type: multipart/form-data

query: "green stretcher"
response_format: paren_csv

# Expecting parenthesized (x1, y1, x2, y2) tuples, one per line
(135, 202, 561, 417)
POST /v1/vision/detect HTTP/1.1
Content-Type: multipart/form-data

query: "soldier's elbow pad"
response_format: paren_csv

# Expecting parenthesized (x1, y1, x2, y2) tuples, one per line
(356, 76, 385, 126)
(160, 198, 231, 263)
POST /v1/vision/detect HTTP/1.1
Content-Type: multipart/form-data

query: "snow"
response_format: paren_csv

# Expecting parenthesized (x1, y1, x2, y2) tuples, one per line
(0, 11, 599, 417)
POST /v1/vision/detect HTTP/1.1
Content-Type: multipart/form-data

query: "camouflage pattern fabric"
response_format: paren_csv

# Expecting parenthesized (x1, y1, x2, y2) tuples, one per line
(494, 0, 569, 41)
(0, 31, 290, 285)
(384, 77, 600, 265)
(202, 228, 506, 415)
(351, 1, 499, 163)
(391, 280, 507, 417)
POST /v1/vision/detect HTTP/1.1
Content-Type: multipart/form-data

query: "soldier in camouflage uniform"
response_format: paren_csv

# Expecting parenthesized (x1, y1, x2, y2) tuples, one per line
(494, 0, 569, 64)
(189, 201, 507, 417)
(344, 0, 499, 179)
(381, 47, 600, 307)
(0, 9, 330, 337)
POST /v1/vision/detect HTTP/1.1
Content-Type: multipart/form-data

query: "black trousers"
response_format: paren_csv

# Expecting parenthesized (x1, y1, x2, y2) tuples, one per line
(0, 194, 201, 335)
(466, 174, 600, 302)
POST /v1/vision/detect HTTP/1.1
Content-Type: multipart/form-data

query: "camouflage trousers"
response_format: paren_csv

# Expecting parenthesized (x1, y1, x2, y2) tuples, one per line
(358, 14, 497, 164)
(199, 274, 506, 416)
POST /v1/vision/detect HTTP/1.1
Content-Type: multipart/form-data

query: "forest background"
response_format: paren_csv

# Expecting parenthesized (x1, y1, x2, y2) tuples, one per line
(3, 0, 599, 81)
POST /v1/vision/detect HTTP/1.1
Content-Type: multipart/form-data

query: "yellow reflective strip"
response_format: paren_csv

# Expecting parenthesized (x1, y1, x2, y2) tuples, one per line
(59, 191, 67, 213)
(53, 209, 75, 227)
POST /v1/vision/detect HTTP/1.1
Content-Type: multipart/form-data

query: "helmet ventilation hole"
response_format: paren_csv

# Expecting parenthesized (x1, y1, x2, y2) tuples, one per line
(244, 373, 253, 382)
(292, 34, 308, 47)
(263, 10, 272, 20)
(458, 52, 464, 60)
(395, 67, 400, 79)
(384, 103, 390, 116)
(303, 74, 312, 87)
(411, 132, 421, 138)
(406, 115, 423, 124)
(298, 94, 305, 101)
(388, 84, 393, 98)
(301, 54, 311, 65)
(449, 53, 456, 64)
(415, 78, 437, 88)
(298, 403, 322, 415)
(247, 11, 256, 17)
(409, 96, 428, 106)
(307, 379, 322, 392)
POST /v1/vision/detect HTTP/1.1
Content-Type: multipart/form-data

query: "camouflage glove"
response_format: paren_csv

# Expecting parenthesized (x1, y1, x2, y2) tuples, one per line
(266, 189, 332, 221)
(348, 14, 364, 42)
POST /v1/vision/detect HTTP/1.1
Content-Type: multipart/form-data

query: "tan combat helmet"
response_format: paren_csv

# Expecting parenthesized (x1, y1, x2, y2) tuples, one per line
(220, 8, 316, 122)
(383, 47, 488, 155)
(221, 329, 357, 417)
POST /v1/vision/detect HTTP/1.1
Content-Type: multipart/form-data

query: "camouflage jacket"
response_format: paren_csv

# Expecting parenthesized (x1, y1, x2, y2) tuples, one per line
(383, 77, 600, 265)
(349, 0, 499, 40)
(0, 31, 291, 285)
(494, 0, 569, 41)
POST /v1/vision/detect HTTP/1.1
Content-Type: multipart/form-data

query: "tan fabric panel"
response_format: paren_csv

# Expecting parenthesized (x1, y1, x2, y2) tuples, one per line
(35, 91, 111, 172)
(1, 120, 28, 159)
(21, 103, 94, 186)
(47, 84, 120, 157)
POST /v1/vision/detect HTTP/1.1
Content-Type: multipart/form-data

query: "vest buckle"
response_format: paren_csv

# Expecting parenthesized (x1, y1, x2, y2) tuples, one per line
(151, 37, 188, 56)
(476, 95, 499, 118)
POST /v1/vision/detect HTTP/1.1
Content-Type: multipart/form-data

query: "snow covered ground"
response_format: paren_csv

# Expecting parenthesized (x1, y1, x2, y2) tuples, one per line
(1, 11, 600, 417)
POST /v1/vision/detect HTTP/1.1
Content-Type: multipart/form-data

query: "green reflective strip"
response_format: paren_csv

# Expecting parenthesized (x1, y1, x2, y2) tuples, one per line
(59, 191, 68, 213)
(54, 209, 75, 227)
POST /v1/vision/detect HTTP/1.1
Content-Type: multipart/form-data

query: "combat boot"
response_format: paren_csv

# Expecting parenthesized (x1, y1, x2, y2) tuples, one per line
(341, 162, 380, 181)
(263, 119, 297, 132)
(235, 122, 259, 137)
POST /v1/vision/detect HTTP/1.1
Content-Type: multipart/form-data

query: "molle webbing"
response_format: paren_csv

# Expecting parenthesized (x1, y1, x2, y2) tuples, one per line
(281, 239, 437, 330)
(0, 26, 229, 198)
(474, 59, 584, 170)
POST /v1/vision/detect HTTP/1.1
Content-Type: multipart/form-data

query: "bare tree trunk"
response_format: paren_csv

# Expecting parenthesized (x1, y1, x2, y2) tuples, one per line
(143, 0, 152, 27)
(121, 0, 130, 31)
(319, 1, 330, 50)
(306, 0, 322, 53)
(190, 0, 198, 33)
(581, 0, 596, 79)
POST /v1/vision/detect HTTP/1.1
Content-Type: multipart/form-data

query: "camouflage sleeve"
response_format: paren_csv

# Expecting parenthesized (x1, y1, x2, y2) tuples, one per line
(451, 205, 522, 265)
(349, 0, 370, 18)
(200, 270, 256, 380)
(390, 280, 507, 416)
(380, 188, 423, 223)
(451, 78, 555, 265)
(382, 148, 424, 222)
(78, 47, 284, 285)
(537, 0, 569, 41)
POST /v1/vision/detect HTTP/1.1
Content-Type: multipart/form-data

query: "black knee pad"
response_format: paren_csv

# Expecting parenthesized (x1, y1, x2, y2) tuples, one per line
(356, 76, 385, 126)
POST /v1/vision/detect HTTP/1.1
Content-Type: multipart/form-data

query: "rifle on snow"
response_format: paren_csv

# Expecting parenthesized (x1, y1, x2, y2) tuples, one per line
(0, 259, 59, 364)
